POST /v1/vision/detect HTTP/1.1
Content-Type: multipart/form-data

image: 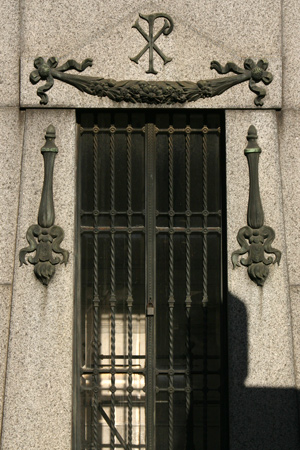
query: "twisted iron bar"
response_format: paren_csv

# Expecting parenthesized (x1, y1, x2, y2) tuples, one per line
(109, 126, 117, 450)
(127, 125, 133, 449)
(127, 126, 133, 300)
(185, 129, 191, 304)
(168, 128, 175, 450)
(168, 128, 175, 302)
(185, 128, 192, 426)
(203, 307, 208, 449)
(92, 131, 100, 449)
(202, 130, 208, 307)
(202, 130, 209, 447)
(127, 306, 133, 449)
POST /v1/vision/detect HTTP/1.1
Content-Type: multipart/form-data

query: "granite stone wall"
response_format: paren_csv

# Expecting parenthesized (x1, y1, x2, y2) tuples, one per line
(0, 0, 299, 449)
(0, 0, 23, 440)
(281, 0, 300, 420)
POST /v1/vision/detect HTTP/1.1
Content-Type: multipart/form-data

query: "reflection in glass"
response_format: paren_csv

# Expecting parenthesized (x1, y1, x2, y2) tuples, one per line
(77, 110, 225, 450)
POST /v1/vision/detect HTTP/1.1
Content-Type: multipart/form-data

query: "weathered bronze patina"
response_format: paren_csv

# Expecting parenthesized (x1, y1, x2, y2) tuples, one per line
(19, 125, 69, 285)
(30, 57, 273, 106)
(232, 125, 281, 286)
(130, 13, 174, 74)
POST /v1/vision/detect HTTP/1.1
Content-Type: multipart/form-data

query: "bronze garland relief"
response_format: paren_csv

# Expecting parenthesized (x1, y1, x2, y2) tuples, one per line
(29, 13, 273, 106)
(30, 56, 273, 107)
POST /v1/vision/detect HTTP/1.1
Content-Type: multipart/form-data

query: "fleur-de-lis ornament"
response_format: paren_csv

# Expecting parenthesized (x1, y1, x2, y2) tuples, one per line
(19, 125, 69, 285)
(231, 125, 281, 286)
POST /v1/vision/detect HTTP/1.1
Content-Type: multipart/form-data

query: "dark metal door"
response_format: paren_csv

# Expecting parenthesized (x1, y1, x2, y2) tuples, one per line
(75, 110, 226, 450)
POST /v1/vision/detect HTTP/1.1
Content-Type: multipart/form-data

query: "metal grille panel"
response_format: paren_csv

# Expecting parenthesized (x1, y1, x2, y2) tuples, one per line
(76, 110, 226, 450)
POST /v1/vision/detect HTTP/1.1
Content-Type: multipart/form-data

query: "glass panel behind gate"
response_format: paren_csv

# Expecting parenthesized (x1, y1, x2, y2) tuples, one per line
(76, 110, 226, 450)
(78, 111, 147, 449)
(154, 111, 223, 450)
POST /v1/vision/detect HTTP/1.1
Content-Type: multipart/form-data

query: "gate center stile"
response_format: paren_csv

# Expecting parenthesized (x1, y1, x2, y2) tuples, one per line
(145, 123, 157, 450)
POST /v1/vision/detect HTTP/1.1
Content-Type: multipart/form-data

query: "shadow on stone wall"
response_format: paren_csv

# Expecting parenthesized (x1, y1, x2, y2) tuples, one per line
(228, 293, 300, 450)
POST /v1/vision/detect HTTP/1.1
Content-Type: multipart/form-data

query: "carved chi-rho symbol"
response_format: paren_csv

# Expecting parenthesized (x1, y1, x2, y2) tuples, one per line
(130, 13, 174, 74)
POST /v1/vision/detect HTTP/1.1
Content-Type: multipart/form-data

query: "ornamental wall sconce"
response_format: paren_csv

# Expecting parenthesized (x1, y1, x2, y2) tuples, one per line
(19, 125, 69, 286)
(231, 125, 281, 286)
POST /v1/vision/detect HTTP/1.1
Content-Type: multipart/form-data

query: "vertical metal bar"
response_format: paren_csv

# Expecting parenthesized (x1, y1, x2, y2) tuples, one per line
(203, 306, 208, 450)
(145, 123, 156, 450)
(202, 128, 208, 307)
(168, 127, 175, 450)
(73, 123, 83, 450)
(126, 125, 133, 449)
(92, 130, 100, 450)
(202, 127, 209, 449)
(109, 125, 117, 450)
(185, 127, 192, 433)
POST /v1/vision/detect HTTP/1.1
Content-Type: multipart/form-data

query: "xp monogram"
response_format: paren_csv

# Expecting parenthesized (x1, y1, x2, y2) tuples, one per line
(130, 13, 174, 74)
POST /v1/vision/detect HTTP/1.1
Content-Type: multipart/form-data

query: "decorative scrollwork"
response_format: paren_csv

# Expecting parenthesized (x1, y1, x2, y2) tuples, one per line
(19, 125, 69, 286)
(231, 125, 281, 286)
(30, 57, 273, 106)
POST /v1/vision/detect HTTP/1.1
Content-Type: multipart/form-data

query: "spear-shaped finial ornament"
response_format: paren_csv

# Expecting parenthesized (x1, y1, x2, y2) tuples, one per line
(19, 125, 69, 285)
(231, 126, 281, 286)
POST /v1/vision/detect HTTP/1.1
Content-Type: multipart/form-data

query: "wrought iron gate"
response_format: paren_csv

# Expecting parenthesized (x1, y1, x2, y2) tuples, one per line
(75, 110, 227, 450)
